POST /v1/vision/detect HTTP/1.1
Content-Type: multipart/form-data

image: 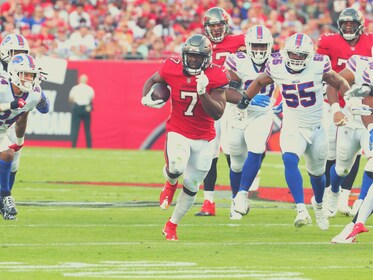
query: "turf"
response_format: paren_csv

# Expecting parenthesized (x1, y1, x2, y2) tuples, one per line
(0, 147, 371, 280)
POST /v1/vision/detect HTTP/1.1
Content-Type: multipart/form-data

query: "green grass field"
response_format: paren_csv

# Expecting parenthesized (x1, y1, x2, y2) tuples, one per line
(0, 147, 371, 280)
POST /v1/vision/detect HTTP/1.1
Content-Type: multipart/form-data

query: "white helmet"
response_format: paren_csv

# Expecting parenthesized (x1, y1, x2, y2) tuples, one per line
(245, 25, 273, 65)
(284, 33, 314, 72)
(8, 53, 40, 93)
(0, 33, 30, 63)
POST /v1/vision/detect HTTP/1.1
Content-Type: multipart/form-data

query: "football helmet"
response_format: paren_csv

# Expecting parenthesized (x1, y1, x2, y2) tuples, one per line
(337, 8, 364, 41)
(203, 7, 230, 43)
(182, 34, 212, 76)
(8, 53, 40, 93)
(0, 33, 30, 63)
(245, 25, 273, 65)
(284, 33, 314, 72)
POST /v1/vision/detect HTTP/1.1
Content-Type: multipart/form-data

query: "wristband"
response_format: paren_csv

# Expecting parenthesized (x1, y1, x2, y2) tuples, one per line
(16, 137, 25, 146)
(0, 103, 10, 111)
(331, 103, 341, 114)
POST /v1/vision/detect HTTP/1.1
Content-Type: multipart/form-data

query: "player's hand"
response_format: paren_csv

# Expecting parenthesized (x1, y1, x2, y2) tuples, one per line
(10, 98, 26, 109)
(141, 87, 166, 109)
(251, 94, 271, 107)
(333, 111, 347, 126)
(272, 102, 283, 114)
(344, 84, 373, 100)
(196, 70, 209, 95)
(8, 143, 23, 152)
(345, 98, 372, 116)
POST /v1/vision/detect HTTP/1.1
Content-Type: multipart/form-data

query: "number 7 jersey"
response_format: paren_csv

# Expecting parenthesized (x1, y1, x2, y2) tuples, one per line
(265, 52, 331, 127)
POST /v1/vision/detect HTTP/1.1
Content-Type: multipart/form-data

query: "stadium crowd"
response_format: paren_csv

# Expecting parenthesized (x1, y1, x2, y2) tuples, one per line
(0, 0, 372, 60)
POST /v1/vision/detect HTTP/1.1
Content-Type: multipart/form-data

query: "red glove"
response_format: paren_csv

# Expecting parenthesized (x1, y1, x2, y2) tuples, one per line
(10, 98, 26, 109)
(8, 143, 23, 152)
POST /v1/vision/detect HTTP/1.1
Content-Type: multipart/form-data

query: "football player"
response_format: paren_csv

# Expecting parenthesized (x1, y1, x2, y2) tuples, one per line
(326, 55, 373, 217)
(317, 7, 373, 215)
(141, 34, 229, 240)
(223, 25, 275, 219)
(237, 33, 350, 231)
(0, 54, 47, 220)
(195, 6, 246, 217)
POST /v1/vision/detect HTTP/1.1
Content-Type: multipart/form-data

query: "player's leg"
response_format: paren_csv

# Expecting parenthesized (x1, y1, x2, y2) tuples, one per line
(328, 126, 360, 217)
(305, 125, 329, 230)
(0, 148, 16, 220)
(280, 125, 310, 227)
(159, 132, 188, 210)
(82, 111, 92, 148)
(70, 105, 80, 148)
(164, 139, 214, 240)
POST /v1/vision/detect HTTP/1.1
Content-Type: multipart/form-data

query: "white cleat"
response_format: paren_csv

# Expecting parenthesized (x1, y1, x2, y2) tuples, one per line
(230, 200, 243, 220)
(338, 189, 352, 216)
(311, 197, 329, 231)
(331, 222, 356, 244)
(233, 191, 250, 215)
(325, 191, 340, 218)
(294, 209, 312, 228)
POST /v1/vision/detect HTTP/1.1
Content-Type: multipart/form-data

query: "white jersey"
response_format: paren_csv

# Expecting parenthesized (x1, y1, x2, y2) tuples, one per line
(0, 75, 41, 136)
(224, 51, 275, 112)
(266, 51, 330, 128)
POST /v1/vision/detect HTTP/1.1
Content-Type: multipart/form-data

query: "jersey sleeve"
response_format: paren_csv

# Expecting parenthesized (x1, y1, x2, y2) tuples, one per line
(316, 35, 331, 56)
(158, 57, 182, 84)
(322, 55, 331, 74)
(223, 53, 238, 72)
(345, 55, 359, 73)
(208, 65, 230, 89)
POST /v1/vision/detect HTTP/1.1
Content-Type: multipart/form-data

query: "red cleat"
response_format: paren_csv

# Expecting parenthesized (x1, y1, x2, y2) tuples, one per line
(162, 219, 178, 241)
(195, 200, 216, 216)
(159, 181, 177, 209)
(347, 223, 369, 239)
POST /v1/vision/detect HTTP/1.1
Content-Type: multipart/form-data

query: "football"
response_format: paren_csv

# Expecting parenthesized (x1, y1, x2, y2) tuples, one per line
(151, 83, 170, 102)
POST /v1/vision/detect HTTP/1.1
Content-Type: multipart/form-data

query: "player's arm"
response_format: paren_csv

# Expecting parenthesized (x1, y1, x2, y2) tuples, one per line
(36, 90, 50, 114)
(225, 70, 244, 104)
(9, 112, 29, 152)
(142, 72, 167, 97)
(238, 72, 274, 109)
(141, 72, 167, 109)
(200, 86, 226, 120)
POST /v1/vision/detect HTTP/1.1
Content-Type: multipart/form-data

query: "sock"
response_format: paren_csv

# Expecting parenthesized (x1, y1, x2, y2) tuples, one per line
(310, 174, 326, 204)
(239, 152, 262, 192)
(282, 152, 304, 204)
(203, 158, 218, 191)
(230, 169, 242, 198)
(355, 188, 373, 224)
(341, 155, 361, 191)
(0, 159, 12, 197)
(358, 171, 373, 200)
(325, 159, 336, 189)
(9, 172, 16, 191)
(330, 164, 343, 193)
(170, 189, 196, 224)
(204, 191, 214, 203)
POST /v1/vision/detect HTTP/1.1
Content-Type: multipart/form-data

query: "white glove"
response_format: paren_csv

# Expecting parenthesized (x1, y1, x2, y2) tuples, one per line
(344, 84, 372, 100)
(141, 86, 166, 109)
(196, 70, 209, 95)
(345, 98, 372, 116)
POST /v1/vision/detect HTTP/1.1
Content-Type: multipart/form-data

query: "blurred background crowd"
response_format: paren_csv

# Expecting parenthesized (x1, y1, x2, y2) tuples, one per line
(0, 0, 372, 61)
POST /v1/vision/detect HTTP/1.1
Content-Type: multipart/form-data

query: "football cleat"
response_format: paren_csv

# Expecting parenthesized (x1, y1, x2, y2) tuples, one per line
(233, 191, 250, 215)
(230, 200, 243, 220)
(331, 222, 356, 244)
(338, 189, 352, 216)
(347, 222, 369, 239)
(159, 181, 178, 210)
(162, 219, 178, 241)
(325, 191, 340, 218)
(311, 197, 329, 231)
(0, 196, 17, 220)
(195, 200, 216, 216)
(294, 209, 312, 228)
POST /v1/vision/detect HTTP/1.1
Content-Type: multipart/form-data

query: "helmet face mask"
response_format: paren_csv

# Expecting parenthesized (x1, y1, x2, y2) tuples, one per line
(0, 34, 30, 63)
(245, 25, 273, 65)
(8, 54, 40, 93)
(203, 7, 230, 43)
(284, 33, 314, 72)
(337, 8, 364, 41)
(182, 34, 212, 76)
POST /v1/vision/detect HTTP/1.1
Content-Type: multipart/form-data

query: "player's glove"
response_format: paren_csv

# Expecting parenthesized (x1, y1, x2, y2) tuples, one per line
(344, 84, 373, 100)
(345, 98, 372, 116)
(8, 143, 23, 152)
(141, 86, 166, 109)
(272, 102, 283, 114)
(10, 98, 26, 109)
(196, 70, 209, 95)
(251, 94, 271, 107)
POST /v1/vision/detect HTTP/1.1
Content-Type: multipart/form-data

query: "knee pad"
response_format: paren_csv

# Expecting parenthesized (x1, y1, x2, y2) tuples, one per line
(163, 165, 182, 181)
(230, 154, 246, 173)
(335, 164, 350, 177)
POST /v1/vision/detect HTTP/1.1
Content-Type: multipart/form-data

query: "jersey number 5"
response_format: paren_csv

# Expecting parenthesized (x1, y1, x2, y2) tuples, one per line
(282, 82, 316, 108)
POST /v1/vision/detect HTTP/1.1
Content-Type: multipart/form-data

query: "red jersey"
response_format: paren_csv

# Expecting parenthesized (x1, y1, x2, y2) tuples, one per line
(317, 32, 373, 73)
(159, 58, 230, 141)
(211, 34, 245, 65)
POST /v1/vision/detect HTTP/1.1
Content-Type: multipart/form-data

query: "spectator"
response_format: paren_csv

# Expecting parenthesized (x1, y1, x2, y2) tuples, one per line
(68, 20, 95, 60)
(69, 3, 91, 29)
